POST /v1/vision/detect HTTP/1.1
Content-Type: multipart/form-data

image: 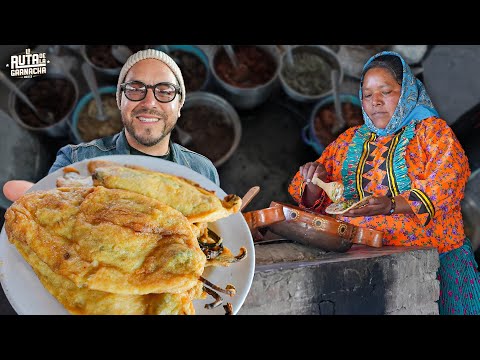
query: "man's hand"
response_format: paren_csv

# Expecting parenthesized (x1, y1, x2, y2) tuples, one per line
(3, 180, 34, 202)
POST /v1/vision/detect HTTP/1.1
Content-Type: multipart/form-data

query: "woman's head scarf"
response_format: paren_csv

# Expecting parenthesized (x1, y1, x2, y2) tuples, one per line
(359, 51, 438, 136)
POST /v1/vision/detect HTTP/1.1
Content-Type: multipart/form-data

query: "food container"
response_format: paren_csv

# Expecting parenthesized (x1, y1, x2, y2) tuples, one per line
(209, 45, 280, 110)
(8, 66, 79, 138)
(71, 86, 122, 143)
(80, 45, 147, 77)
(336, 45, 391, 79)
(279, 45, 343, 103)
(302, 94, 363, 155)
(156, 45, 210, 92)
(172, 91, 241, 167)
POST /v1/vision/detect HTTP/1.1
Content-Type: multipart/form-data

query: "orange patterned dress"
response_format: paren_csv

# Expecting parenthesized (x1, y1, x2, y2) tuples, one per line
(289, 117, 470, 254)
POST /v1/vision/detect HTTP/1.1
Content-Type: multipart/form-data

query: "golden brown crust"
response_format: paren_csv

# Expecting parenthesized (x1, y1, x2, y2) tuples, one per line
(13, 239, 201, 315)
(5, 186, 206, 296)
(5, 159, 245, 314)
(89, 160, 242, 223)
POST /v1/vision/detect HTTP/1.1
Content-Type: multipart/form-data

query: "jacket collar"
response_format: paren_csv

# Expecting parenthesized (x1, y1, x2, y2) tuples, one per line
(115, 129, 131, 153)
(118, 129, 180, 162)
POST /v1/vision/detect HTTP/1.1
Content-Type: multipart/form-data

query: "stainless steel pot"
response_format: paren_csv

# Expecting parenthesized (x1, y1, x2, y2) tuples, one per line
(279, 45, 343, 103)
(8, 66, 79, 138)
(179, 91, 241, 167)
(209, 45, 281, 110)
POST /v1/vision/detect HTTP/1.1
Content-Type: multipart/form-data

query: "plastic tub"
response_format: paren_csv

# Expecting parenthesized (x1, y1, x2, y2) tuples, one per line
(71, 86, 121, 143)
(209, 45, 281, 110)
(302, 94, 362, 155)
(8, 67, 79, 138)
(173, 91, 241, 167)
(155, 45, 210, 92)
(80, 45, 147, 77)
(279, 45, 343, 103)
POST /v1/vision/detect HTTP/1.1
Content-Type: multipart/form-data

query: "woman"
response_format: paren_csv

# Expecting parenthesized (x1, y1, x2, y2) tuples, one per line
(289, 51, 479, 315)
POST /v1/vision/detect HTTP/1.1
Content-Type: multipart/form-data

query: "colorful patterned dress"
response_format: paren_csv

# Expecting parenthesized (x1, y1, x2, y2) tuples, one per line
(289, 117, 469, 254)
(288, 117, 479, 314)
(289, 48, 479, 314)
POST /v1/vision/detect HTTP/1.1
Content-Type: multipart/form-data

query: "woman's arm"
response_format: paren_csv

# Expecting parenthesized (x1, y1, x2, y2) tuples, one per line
(343, 194, 414, 217)
(288, 127, 358, 211)
(343, 118, 470, 224)
(399, 118, 470, 226)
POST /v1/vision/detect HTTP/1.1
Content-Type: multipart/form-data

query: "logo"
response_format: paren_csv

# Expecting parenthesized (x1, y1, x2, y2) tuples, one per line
(6, 48, 49, 78)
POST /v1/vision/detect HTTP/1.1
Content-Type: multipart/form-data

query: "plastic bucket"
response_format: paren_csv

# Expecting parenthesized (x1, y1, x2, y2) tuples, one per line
(279, 45, 343, 103)
(302, 94, 362, 155)
(175, 91, 241, 167)
(8, 67, 79, 138)
(156, 45, 211, 92)
(71, 86, 119, 143)
(209, 45, 281, 110)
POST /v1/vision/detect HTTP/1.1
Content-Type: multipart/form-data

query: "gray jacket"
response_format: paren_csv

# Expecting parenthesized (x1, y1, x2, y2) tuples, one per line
(49, 130, 220, 186)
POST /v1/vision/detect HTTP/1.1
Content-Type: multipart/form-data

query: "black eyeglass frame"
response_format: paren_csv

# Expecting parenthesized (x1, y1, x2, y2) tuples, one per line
(120, 80, 182, 103)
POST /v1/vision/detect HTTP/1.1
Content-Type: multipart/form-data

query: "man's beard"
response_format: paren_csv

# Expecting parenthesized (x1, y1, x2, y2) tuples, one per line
(124, 109, 176, 147)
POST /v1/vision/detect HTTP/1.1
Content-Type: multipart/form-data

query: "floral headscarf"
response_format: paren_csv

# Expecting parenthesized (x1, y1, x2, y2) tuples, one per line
(359, 51, 439, 136)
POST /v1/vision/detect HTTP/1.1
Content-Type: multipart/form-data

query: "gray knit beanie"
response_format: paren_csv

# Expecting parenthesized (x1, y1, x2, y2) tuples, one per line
(116, 48, 186, 109)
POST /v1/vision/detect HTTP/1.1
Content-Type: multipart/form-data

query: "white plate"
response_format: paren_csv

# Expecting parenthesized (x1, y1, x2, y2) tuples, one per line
(0, 154, 255, 315)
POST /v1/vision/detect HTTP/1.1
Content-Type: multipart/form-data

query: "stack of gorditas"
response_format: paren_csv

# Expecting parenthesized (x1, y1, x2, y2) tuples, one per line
(5, 160, 246, 315)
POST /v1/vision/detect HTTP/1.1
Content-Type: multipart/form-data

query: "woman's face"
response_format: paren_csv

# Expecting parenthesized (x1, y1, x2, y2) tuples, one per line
(361, 67, 402, 129)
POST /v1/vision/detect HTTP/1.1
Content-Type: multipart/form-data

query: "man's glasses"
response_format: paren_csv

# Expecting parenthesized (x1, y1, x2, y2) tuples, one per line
(120, 80, 182, 103)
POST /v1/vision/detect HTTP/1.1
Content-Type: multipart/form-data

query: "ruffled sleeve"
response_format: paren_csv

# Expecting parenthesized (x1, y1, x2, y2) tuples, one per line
(399, 118, 470, 226)
(287, 127, 358, 213)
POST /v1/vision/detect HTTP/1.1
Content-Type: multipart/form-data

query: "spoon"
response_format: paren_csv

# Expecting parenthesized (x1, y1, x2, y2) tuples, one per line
(81, 62, 108, 121)
(240, 186, 260, 212)
(223, 45, 239, 68)
(0, 71, 55, 126)
(330, 69, 345, 135)
(175, 125, 193, 146)
(285, 45, 295, 67)
(222, 45, 250, 83)
(111, 45, 133, 64)
(312, 174, 344, 203)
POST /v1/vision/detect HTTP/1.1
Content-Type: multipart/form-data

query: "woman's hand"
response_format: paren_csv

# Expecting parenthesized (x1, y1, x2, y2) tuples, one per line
(299, 162, 327, 208)
(342, 196, 392, 217)
(300, 162, 327, 184)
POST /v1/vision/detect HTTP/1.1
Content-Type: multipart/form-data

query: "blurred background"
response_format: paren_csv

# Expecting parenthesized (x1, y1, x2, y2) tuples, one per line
(0, 44, 478, 257)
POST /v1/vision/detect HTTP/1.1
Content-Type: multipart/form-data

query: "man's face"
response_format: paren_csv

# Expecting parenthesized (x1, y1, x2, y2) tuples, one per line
(120, 59, 182, 147)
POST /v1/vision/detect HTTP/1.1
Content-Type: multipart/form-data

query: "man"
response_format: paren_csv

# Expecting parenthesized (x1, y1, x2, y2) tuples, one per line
(3, 49, 219, 202)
